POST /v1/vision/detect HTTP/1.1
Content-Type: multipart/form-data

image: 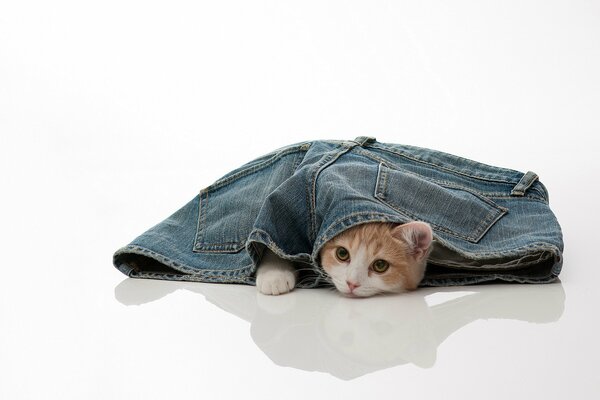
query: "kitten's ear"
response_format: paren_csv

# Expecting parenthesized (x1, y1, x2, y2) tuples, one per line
(392, 221, 433, 260)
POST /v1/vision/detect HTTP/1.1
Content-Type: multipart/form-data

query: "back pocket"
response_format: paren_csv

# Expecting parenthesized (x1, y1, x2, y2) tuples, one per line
(193, 143, 310, 253)
(374, 163, 507, 243)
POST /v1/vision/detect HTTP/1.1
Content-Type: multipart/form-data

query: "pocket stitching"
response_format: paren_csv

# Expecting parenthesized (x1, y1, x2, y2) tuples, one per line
(193, 144, 310, 253)
(367, 144, 519, 185)
(375, 163, 507, 243)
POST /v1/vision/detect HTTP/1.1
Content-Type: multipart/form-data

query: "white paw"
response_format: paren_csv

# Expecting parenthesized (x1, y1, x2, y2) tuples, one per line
(256, 268, 296, 296)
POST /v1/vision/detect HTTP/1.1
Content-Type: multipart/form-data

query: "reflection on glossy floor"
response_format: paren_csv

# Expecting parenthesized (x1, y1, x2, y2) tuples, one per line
(115, 279, 565, 380)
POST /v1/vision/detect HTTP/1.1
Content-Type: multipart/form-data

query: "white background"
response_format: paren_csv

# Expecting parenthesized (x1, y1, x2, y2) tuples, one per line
(1, 1, 599, 399)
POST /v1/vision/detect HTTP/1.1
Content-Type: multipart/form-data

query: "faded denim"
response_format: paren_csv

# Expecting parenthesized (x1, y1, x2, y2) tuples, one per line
(113, 137, 563, 288)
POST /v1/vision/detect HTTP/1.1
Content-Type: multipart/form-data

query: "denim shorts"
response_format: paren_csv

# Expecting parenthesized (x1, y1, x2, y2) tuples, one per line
(113, 137, 563, 288)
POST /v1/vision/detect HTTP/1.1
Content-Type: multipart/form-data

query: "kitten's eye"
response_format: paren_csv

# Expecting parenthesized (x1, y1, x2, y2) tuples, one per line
(335, 247, 350, 262)
(372, 259, 389, 273)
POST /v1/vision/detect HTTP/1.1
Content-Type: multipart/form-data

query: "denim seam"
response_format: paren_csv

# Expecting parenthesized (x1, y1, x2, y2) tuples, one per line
(250, 228, 315, 263)
(401, 162, 510, 213)
(130, 271, 253, 284)
(291, 145, 311, 172)
(420, 274, 558, 286)
(361, 146, 549, 201)
(360, 148, 535, 198)
(487, 195, 548, 203)
(375, 162, 507, 243)
(366, 144, 519, 184)
(192, 245, 245, 253)
(428, 251, 553, 270)
(309, 145, 356, 242)
(374, 162, 388, 198)
(249, 229, 325, 286)
(429, 240, 561, 259)
(249, 229, 278, 256)
(193, 144, 310, 253)
(117, 245, 254, 276)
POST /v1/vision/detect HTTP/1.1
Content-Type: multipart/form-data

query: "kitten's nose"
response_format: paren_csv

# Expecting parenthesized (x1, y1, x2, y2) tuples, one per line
(346, 281, 360, 292)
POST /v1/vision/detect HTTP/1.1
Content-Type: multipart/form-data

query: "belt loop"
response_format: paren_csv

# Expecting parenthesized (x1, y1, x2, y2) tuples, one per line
(511, 171, 539, 196)
(353, 136, 377, 147)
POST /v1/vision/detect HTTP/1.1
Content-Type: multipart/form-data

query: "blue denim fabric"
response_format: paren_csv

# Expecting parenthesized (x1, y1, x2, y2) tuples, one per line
(113, 137, 563, 288)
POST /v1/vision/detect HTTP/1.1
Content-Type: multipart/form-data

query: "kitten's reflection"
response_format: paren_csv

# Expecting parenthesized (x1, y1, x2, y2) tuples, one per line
(115, 279, 565, 380)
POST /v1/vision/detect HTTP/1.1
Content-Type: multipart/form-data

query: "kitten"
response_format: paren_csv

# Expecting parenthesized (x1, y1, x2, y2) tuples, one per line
(255, 221, 433, 297)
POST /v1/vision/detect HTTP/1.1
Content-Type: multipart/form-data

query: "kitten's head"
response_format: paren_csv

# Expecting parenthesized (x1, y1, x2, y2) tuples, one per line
(319, 221, 433, 297)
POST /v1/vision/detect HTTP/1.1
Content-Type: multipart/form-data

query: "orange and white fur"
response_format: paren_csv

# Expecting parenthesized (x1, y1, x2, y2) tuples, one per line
(255, 221, 433, 297)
